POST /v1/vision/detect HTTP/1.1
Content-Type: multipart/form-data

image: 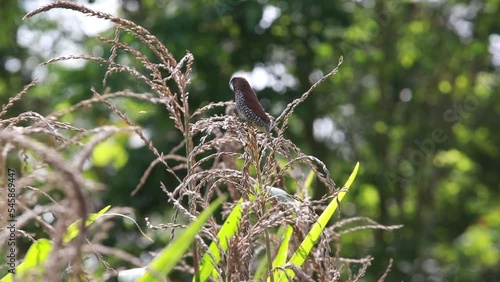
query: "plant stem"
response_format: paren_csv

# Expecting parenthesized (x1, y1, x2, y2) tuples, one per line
(253, 134, 274, 282)
(180, 76, 200, 282)
(264, 228, 274, 282)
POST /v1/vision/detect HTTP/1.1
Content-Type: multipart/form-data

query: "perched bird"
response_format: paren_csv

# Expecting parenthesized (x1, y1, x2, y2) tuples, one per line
(229, 77, 272, 135)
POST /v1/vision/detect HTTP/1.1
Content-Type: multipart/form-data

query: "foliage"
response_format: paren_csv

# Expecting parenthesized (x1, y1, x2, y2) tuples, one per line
(1, 206, 110, 282)
(138, 196, 225, 282)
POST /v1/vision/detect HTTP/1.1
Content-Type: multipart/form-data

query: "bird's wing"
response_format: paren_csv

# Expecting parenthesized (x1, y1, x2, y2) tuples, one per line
(243, 89, 270, 123)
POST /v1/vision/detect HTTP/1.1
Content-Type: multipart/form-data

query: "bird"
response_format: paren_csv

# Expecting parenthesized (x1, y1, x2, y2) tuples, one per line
(229, 76, 272, 135)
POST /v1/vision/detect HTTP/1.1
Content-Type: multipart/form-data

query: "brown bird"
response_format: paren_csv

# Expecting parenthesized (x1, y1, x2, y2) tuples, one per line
(229, 77, 272, 135)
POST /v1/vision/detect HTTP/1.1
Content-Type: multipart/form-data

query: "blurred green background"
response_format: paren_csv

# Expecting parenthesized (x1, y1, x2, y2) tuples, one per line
(2, 0, 500, 281)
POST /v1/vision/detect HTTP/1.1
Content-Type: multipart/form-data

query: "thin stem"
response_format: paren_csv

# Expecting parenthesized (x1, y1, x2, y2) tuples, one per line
(264, 228, 274, 282)
(253, 133, 274, 282)
(179, 73, 199, 282)
(186, 141, 200, 282)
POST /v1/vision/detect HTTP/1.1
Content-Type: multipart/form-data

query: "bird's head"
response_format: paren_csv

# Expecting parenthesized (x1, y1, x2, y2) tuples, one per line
(229, 76, 251, 93)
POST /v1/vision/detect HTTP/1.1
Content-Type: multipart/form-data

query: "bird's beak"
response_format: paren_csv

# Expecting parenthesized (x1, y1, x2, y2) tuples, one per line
(229, 80, 234, 91)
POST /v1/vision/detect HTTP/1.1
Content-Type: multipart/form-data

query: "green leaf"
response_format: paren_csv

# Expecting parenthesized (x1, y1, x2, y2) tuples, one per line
(1, 239, 52, 282)
(92, 140, 129, 169)
(64, 205, 111, 243)
(268, 170, 316, 281)
(1, 206, 112, 282)
(138, 195, 226, 282)
(270, 225, 294, 281)
(304, 170, 315, 190)
(277, 162, 360, 282)
(254, 224, 290, 280)
(197, 199, 243, 282)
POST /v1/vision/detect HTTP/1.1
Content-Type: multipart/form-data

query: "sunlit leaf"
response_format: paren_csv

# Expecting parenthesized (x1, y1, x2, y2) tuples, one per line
(277, 162, 360, 281)
(197, 199, 243, 282)
(1, 206, 112, 282)
(139, 195, 226, 282)
(64, 205, 111, 243)
(1, 239, 52, 282)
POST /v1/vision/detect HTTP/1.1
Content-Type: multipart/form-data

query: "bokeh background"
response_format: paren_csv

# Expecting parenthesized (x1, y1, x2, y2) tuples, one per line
(1, 0, 499, 281)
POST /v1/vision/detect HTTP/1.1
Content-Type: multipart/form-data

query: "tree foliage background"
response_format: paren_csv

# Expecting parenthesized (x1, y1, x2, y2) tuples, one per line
(1, 0, 499, 281)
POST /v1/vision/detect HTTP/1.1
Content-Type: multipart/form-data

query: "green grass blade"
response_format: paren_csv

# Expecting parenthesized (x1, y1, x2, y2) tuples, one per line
(1, 205, 112, 281)
(64, 205, 111, 243)
(254, 253, 269, 280)
(1, 239, 52, 282)
(197, 199, 243, 282)
(278, 162, 360, 281)
(303, 169, 316, 198)
(269, 224, 294, 281)
(253, 222, 289, 280)
(138, 195, 226, 282)
(269, 170, 314, 281)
